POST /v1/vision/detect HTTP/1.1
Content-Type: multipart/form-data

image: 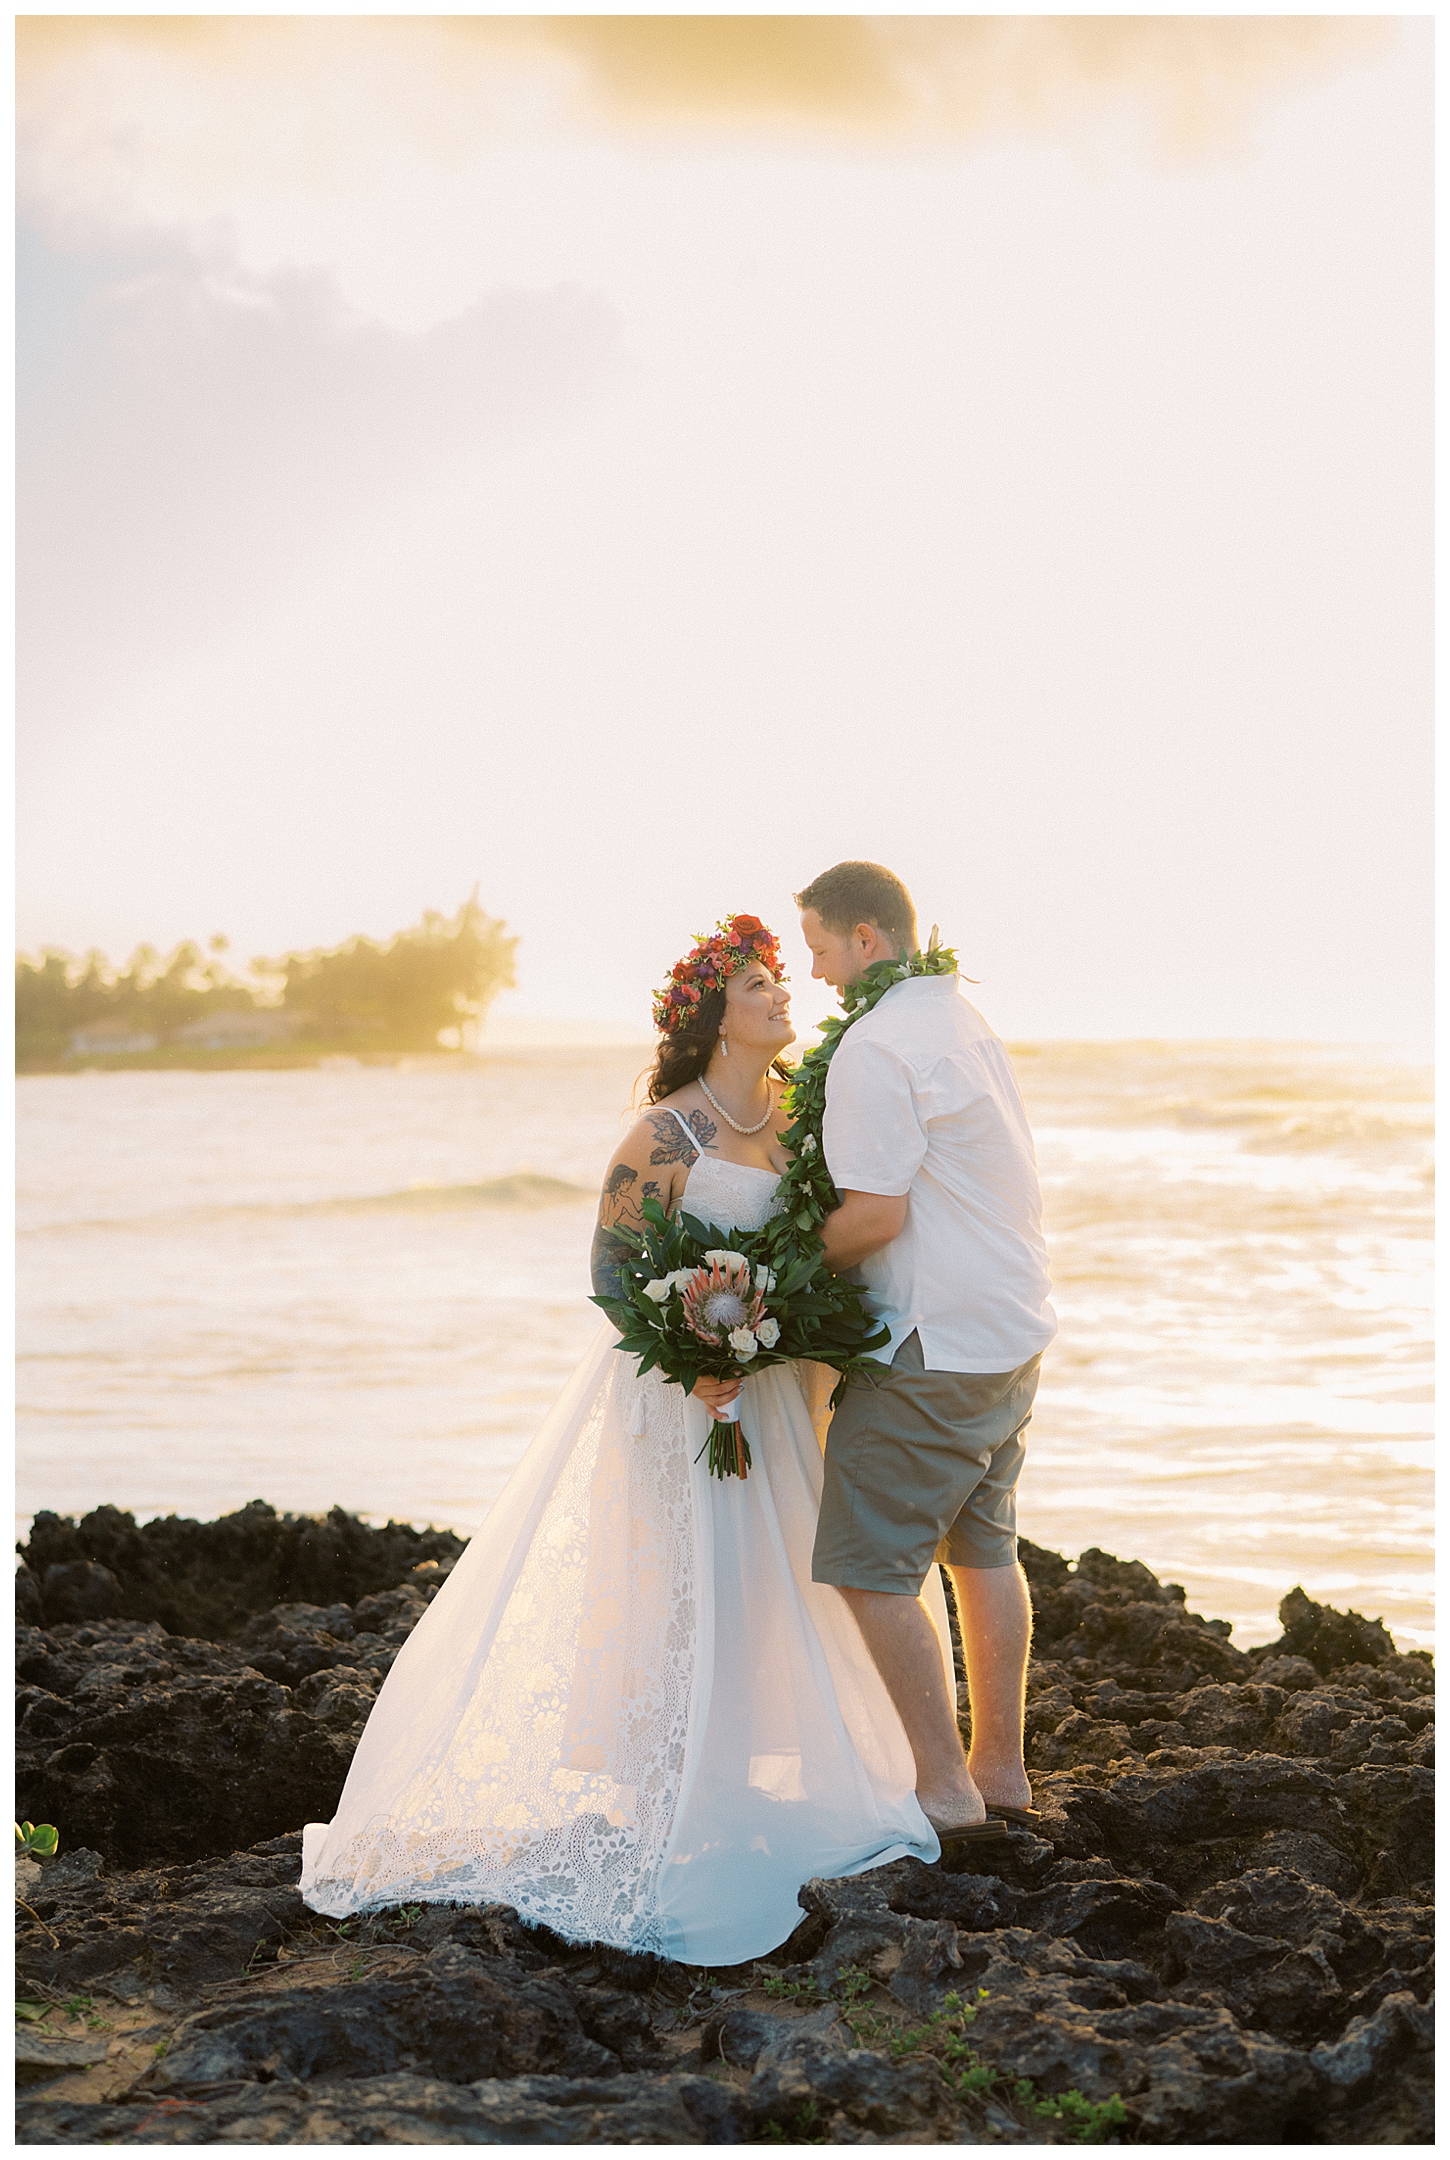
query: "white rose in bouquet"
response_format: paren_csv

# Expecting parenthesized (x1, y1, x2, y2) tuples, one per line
(754, 1264, 777, 1293)
(642, 1279, 673, 1303)
(754, 1316, 781, 1348)
(728, 1326, 759, 1360)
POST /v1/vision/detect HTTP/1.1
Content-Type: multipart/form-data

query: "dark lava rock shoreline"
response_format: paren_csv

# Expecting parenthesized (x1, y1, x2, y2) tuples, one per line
(15, 1505, 1433, 2144)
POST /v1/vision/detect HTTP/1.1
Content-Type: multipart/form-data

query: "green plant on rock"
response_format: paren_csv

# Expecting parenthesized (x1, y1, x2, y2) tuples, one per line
(758, 2098, 829, 2145)
(1015, 2081, 1129, 2143)
(949, 2060, 999, 2095)
(828, 1968, 988, 2060)
(819, 1968, 1127, 2144)
(15, 1821, 59, 1858)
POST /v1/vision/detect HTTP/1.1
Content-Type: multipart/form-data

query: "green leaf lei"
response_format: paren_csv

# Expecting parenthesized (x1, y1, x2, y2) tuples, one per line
(757, 931, 959, 1270)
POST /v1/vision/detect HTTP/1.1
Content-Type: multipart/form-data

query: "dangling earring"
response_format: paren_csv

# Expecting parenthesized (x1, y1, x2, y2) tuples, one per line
(719, 1033, 729, 1058)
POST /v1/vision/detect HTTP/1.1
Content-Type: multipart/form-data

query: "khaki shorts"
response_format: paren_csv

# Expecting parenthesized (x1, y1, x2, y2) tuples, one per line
(812, 1331, 1041, 1594)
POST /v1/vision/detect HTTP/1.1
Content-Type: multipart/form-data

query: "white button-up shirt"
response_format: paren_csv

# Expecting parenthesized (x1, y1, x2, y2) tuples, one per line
(821, 974, 1058, 1374)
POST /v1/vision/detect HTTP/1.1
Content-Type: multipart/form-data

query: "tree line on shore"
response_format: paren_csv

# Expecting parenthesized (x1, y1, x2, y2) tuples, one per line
(15, 896, 517, 1061)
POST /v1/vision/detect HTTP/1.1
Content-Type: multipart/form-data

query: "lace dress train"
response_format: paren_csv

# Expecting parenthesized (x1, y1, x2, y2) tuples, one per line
(299, 1155, 945, 1967)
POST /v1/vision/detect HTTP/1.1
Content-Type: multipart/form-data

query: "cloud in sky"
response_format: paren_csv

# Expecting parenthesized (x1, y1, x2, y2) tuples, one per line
(20, 251, 622, 734)
(19, 15, 1390, 157)
(15, 16, 1430, 1046)
(17, 14, 1391, 326)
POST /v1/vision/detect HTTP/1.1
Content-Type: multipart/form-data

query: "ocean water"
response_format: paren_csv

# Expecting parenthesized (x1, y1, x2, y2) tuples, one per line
(16, 1041, 1433, 1652)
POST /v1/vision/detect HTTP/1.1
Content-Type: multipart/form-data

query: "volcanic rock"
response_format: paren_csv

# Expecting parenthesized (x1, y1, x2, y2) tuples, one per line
(1256, 1585, 1400, 1677)
(146, 1943, 623, 2088)
(18, 1502, 463, 1641)
(14, 1520, 1433, 2145)
(20, 2070, 754, 2146)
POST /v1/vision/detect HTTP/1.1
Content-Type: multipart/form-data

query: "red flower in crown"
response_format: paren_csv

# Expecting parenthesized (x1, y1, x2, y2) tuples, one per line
(652, 914, 785, 1033)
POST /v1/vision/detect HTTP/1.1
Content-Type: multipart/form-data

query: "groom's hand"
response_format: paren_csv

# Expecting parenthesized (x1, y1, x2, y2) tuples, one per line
(820, 1189, 908, 1271)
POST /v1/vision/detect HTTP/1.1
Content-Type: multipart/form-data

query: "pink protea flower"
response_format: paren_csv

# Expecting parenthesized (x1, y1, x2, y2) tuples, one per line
(678, 1253, 768, 1349)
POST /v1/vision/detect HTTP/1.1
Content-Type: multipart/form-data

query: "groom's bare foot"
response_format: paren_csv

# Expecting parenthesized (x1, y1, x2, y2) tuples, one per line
(967, 1755, 1033, 1813)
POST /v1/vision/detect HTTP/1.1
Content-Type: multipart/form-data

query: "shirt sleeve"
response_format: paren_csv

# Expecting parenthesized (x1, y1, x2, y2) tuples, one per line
(822, 1036, 928, 1197)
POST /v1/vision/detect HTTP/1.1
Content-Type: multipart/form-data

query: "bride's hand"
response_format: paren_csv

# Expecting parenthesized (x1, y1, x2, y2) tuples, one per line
(692, 1375, 743, 1415)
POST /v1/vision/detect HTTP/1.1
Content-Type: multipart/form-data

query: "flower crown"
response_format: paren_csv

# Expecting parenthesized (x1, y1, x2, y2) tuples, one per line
(652, 914, 785, 1034)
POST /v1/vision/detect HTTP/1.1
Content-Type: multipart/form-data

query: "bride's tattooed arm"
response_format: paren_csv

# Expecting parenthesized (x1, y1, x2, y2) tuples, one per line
(591, 1106, 710, 1301)
(590, 1162, 663, 1300)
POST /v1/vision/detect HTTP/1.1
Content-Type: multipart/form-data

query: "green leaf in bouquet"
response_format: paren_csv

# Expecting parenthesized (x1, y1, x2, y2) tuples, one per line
(590, 1294, 635, 1325)
(679, 1211, 743, 1251)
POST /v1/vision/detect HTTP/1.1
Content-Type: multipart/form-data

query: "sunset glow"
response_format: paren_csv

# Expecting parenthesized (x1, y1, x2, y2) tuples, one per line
(18, 14, 1429, 1046)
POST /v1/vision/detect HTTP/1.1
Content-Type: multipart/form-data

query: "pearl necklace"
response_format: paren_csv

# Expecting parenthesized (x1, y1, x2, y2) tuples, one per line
(698, 1074, 774, 1135)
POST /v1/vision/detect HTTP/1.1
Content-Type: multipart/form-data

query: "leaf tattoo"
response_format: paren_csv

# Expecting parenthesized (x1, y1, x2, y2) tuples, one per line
(647, 1109, 716, 1166)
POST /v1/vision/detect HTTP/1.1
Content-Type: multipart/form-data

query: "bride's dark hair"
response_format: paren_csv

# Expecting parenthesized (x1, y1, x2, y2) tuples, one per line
(643, 985, 793, 1106)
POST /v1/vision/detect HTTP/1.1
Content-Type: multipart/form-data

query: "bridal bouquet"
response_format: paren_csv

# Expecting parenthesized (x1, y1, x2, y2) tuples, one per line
(591, 1197, 890, 1478)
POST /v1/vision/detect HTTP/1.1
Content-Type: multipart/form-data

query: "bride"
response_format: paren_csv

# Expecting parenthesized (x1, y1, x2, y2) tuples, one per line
(299, 914, 953, 1966)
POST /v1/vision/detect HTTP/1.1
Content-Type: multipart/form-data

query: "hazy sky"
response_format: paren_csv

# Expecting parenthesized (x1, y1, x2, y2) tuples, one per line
(17, 15, 1432, 1046)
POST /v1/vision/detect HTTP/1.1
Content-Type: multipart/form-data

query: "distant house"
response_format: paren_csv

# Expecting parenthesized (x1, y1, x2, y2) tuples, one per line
(170, 1010, 294, 1052)
(67, 1020, 159, 1056)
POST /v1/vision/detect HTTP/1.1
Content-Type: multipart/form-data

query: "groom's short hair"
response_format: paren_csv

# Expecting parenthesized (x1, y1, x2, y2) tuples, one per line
(794, 862, 918, 955)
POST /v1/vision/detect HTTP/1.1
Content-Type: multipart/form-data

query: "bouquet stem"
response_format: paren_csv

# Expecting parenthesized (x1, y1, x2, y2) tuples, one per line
(699, 1414, 752, 1480)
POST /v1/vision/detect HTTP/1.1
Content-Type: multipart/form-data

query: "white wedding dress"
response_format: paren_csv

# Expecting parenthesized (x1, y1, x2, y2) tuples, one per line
(299, 1148, 947, 1966)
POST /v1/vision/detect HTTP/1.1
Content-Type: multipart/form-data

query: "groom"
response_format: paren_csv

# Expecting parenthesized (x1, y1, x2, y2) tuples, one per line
(796, 861, 1057, 1845)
